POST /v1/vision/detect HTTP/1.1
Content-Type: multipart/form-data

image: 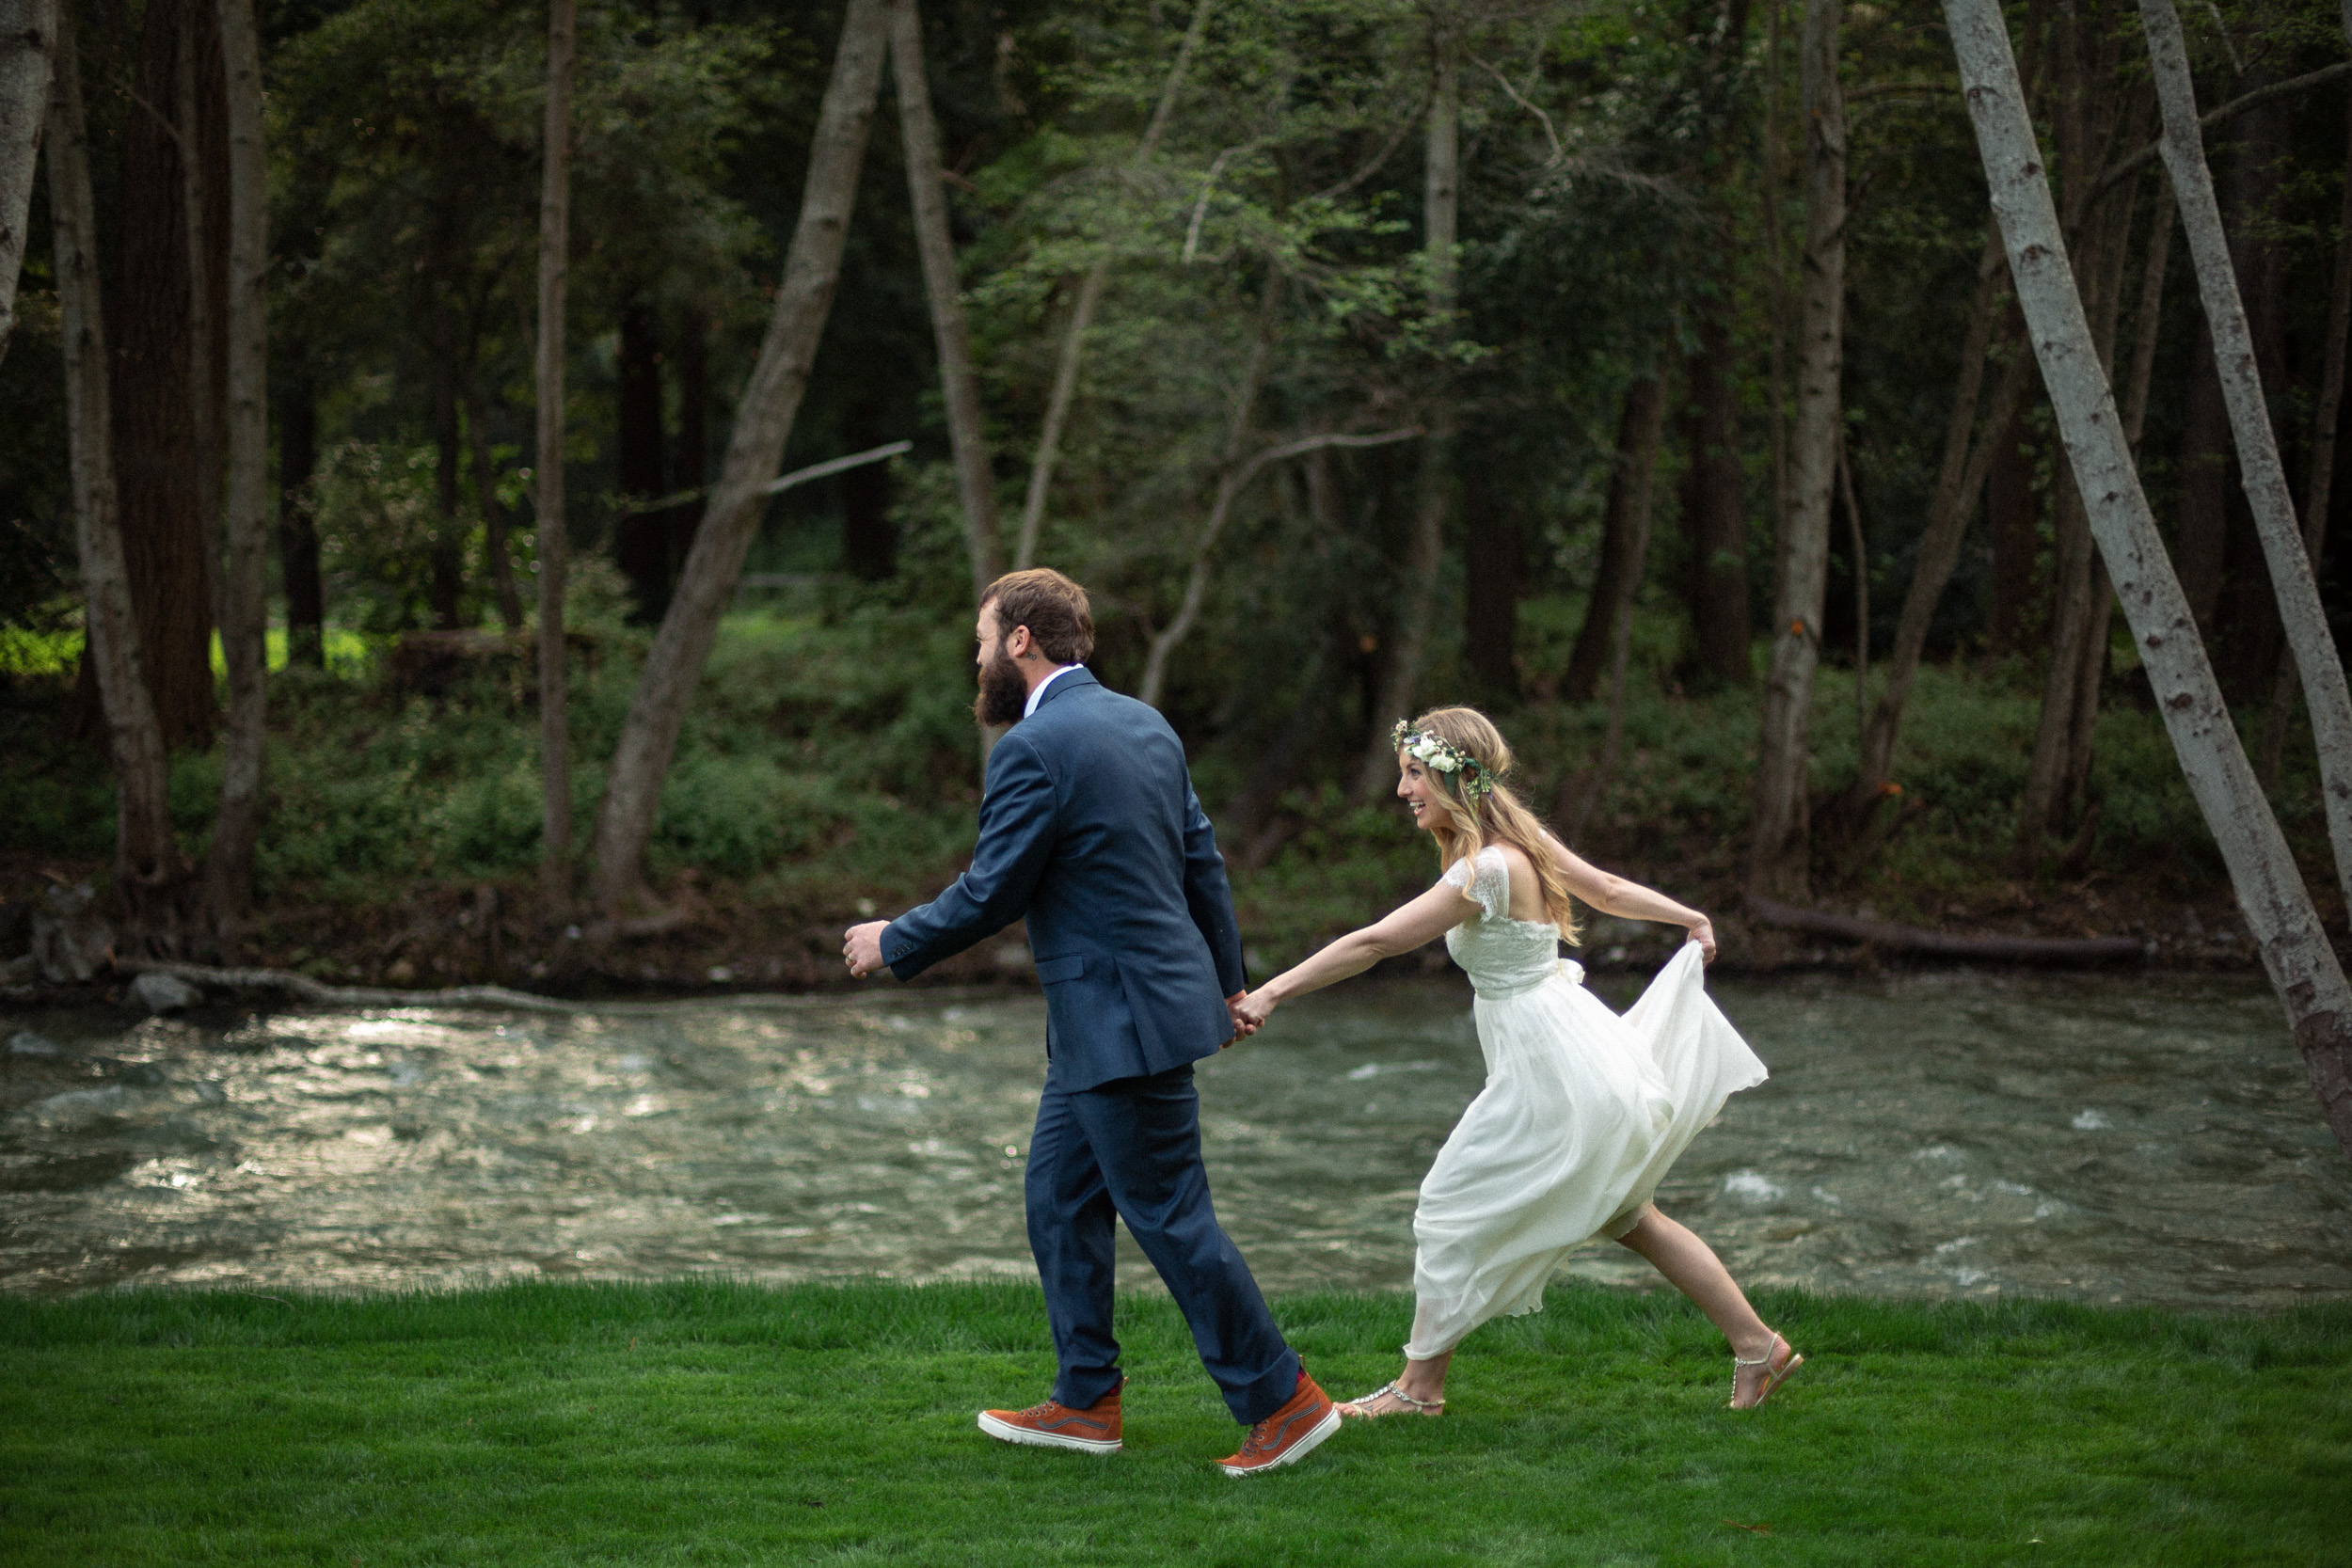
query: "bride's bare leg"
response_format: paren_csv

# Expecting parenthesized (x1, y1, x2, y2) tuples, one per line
(1614, 1205, 1789, 1402)
(1342, 1301, 1454, 1417)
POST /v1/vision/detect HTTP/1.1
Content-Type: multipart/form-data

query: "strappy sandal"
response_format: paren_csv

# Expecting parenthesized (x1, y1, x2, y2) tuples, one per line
(1729, 1332, 1804, 1410)
(1338, 1382, 1445, 1419)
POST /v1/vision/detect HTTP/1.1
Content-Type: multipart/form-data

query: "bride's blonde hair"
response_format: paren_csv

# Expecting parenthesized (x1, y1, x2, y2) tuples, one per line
(1401, 705, 1580, 943)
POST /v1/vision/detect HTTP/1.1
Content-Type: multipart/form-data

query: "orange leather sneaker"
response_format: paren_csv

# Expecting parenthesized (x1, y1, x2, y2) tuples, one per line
(1216, 1370, 1341, 1478)
(977, 1382, 1122, 1454)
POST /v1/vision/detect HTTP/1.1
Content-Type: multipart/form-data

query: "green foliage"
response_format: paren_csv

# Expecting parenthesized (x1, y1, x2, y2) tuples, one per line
(4, 1279, 2347, 1564)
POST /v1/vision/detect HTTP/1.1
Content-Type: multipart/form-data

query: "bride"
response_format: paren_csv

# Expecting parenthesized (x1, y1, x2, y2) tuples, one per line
(1235, 707, 1801, 1417)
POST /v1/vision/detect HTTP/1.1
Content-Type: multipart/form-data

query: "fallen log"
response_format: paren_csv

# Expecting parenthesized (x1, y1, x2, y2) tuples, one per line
(1744, 895, 2151, 964)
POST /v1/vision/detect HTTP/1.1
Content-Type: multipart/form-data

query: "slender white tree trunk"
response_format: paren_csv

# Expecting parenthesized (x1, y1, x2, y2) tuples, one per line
(1355, 34, 1458, 798)
(1946, 0, 2352, 1157)
(536, 0, 577, 915)
(49, 7, 183, 945)
(590, 0, 890, 913)
(2140, 0, 2352, 917)
(1011, 0, 1216, 569)
(0, 0, 54, 366)
(890, 0, 1001, 606)
(205, 0, 268, 929)
(1748, 0, 1844, 899)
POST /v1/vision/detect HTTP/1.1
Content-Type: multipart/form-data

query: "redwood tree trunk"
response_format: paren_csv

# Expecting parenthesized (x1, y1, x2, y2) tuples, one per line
(1748, 0, 1844, 900)
(536, 0, 577, 912)
(204, 0, 267, 932)
(1947, 0, 2352, 1158)
(589, 0, 890, 913)
(49, 7, 185, 948)
(2142, 0, 2352, 920)
(891, 0, 1002, 605)
(0, 0, 56, 366)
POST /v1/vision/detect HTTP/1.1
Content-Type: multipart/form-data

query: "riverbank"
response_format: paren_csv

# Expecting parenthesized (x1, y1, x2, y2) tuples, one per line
(2, 604, 2328, 1001)
(4, 1278, 2344, 1565)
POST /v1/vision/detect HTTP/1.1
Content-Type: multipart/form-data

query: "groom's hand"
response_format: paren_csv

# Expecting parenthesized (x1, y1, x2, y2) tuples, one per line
(1225, 990, 1262, 1043)
(843, 921, 889, 978)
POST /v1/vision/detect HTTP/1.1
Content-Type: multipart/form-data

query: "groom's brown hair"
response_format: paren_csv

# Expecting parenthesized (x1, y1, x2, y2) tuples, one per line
(981, 568, 1095, 666)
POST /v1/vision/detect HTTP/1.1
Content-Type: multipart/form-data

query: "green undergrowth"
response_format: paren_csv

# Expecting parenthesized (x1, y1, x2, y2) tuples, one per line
(0, 594, 2327, 959)
(2, 1278, 2344, 1565)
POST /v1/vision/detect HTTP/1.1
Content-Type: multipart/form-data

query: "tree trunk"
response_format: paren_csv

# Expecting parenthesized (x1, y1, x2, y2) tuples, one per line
(49, 7, 185, 949)
(462, 373, 522, 630)
(1011, 0, 1216, 569)
(2141, 0, 2352, 919)
(1680, 295, 1752, 688)
(1946, 0, 2352, 1157)
(1462, 474, 1520, 702)
(2258, 102, 2352, 788)
(1564, 373, 1666, 704)
(589, 0, 890, 914)
(1354, 35, 1459, 798)
(0, 0, 54, 367)
(1839, 226, 2014, 826)
(1984, 388, 2040, 653)
(107, 0, 215, 752)
(536, 0, 577, 913)
(277, 356, 325, 667)
(670, 309, 707, 578)
(1747, 0, 1843, 900)
(613, 296, 668, 623)
(203, 0, 267, 933)
(428, 344, 463, 629)
(175, 0, 223, 640)
(891, 0, 1001, 605)
(1567, 369, 1668, 843)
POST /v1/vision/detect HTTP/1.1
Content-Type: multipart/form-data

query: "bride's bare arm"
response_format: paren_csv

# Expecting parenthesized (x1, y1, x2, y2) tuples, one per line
(1235, 881, 1477, 1026)
(1536, 828, 1717, 961)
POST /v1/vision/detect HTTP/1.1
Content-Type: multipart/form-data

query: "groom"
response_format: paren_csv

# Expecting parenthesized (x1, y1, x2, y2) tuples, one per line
(841, 568, 1338, 1477)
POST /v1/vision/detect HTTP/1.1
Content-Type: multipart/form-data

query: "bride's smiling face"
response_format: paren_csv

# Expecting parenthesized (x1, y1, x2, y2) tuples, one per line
(1396, 755, 1444, 833)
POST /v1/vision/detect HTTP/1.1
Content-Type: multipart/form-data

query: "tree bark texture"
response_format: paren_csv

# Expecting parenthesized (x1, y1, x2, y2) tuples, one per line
(1011, 0, 1215, 570)
(1355, 35, 1458, 799)
(1680, 295, 1751, 688)
(1748, 0, 1843, 901)
(175, 0, 222, 640)
(589, 0, 889, 913)
(1946, 0, 2352, 1157)
(105, 0, 220, 752)
(204, 0, 268, 930)
(536, 0, 577, 912)
(2140, 0, 2352, 920)
(277, 359, 324, 666)
(49, 7, 184, 947)
(891, 0, 1002, 606)
(1565, 373, 1667, 704)
(1841, 227, 2015, 824)
(2258, 103, 2352, 787)
(0, 0, 54, 366)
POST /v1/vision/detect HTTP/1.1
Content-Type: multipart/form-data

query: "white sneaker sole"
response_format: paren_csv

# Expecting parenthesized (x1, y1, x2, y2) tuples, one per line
(1218, 1403, 1341, 1478)
(977, 1410, 1121, 1454)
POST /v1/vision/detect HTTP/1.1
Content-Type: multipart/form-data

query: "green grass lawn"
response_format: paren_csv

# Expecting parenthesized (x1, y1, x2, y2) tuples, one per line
(3, 1279, 2344, 1566)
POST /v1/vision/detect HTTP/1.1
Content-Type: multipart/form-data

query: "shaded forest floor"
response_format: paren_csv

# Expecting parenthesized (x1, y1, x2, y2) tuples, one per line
(5, 1279, 2346, 1565)
(2, 600, 2334, 1002)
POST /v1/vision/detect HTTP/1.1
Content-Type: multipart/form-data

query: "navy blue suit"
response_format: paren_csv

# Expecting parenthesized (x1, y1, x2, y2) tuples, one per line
(882, 668, 1298, 1423)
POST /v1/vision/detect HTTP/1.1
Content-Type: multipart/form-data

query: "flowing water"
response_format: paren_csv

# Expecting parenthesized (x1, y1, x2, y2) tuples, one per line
(4, 970, 2346, 1308)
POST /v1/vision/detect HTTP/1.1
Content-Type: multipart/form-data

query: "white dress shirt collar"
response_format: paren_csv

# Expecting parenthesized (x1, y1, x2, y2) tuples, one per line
(1024, 663, 1083, 719)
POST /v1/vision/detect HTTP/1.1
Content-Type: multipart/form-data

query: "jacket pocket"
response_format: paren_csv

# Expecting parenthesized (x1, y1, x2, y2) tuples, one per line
(1033, 954, 1088, 985)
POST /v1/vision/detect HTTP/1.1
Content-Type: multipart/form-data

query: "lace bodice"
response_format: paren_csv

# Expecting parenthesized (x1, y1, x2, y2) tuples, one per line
(1442, 847, 1580, 1000)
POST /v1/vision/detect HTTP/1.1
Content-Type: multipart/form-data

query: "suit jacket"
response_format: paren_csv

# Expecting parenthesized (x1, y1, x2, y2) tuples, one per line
(882, 668, 1247, 1090)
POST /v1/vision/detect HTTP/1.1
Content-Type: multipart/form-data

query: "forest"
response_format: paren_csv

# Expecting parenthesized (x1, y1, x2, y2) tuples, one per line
(4, 0, 2352, 1045)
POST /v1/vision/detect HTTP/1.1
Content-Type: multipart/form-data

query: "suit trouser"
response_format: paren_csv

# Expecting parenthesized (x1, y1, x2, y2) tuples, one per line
(1025, 1061, 1299, 1425)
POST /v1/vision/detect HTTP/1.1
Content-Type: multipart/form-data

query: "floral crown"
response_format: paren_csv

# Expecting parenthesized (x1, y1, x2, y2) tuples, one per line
(1392, 721, 1497, 798)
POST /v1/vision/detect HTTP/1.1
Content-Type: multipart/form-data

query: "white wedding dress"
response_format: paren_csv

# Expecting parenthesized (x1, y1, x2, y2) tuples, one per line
(1403, 847, 1770, 1359)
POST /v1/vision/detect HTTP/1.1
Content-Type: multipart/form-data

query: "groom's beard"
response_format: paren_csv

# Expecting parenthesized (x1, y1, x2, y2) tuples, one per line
(975, 644, 1028, 727)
